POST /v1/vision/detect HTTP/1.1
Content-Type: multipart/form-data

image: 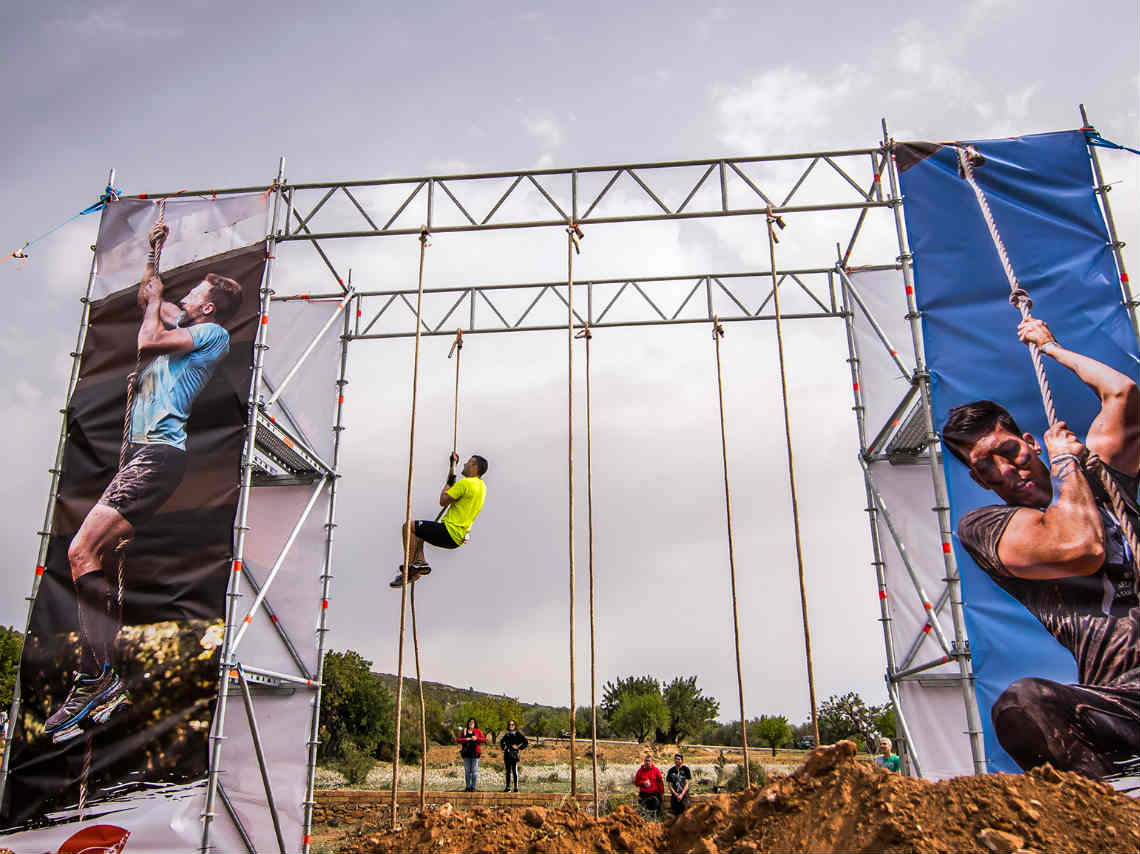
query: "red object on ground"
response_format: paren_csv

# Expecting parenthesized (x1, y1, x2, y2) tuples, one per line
(57, 824, 130, 854)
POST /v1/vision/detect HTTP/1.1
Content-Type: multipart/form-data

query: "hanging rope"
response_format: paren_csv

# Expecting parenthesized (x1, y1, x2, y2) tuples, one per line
(955, 147, 1140, 593)
(566, 222, 582, 797)
(765, 208, 820, 747)
(710, 318, 751, 783)
(410, 583, 427, 812)
(448, 329, 464, 476)
(574, 322, 600, 816)
(391, 226, 430, 828)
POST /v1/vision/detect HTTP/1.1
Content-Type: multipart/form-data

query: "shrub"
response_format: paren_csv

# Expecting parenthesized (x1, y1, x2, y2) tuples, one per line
(726, 758, 767, 792)
(338, 741, 375, 786)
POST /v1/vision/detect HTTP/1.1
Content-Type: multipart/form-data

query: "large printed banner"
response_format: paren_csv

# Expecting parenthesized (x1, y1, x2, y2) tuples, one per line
(898, 130, 1139, 778)
(3, 196, 266, 845)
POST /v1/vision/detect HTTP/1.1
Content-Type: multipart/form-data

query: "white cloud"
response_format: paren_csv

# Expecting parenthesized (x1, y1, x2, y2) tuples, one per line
(714, 66, 859, 154)
(524, 117, 564, 152)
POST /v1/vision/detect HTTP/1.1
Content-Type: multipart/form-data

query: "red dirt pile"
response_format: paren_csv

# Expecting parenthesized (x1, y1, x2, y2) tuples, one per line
(340, 741, 1140, 853)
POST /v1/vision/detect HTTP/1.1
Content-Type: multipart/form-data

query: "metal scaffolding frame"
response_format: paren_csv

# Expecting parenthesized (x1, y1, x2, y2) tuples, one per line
(8, 114, 1129, 850)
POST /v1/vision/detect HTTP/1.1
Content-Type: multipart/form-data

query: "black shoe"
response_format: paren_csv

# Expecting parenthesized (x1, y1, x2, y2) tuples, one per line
(513, 788, 519, 792)
(45, 666, 130, 743)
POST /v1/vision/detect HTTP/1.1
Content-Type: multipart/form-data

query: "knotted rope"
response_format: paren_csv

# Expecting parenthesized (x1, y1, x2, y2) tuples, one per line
(956, 147, 1140, 593)
(566, 222, 583, 796)
(765, 208, 820, 748)
(392, 226, 430, 828)
(574, 322, 600, 816)
(710, 317, 751, 783)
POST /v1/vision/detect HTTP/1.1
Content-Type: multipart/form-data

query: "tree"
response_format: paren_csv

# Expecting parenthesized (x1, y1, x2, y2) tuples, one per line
(600, 675, 660, 719)
(750, 715, 792, 756)
(662, 676, 720, 745)
(610, 692, 669, 742)
(0, 626, 23, 710)
(817, 692, 877, 749)
(319, 650, 393, 761)
(452, 698, 503, 743)
(873, 704, 896, 741)
(492, 696, 525, 743)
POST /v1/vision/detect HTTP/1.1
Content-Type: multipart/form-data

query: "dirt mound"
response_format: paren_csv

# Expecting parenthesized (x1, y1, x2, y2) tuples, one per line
(339, 742, 1140, 853)
(341, 800, 666, 853)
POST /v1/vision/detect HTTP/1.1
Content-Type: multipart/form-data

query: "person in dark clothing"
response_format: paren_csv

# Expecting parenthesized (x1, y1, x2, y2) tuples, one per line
(499, 719, 528, 792)
(457, 717, 486, 791)
(943, 318, 1139, 780)
(665, 753, 692, 815)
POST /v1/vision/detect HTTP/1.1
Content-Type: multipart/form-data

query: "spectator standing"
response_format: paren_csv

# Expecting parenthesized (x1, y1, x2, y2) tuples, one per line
(499, 719, 528, 792)
(666, 753, 692, 814)
(458, 717, 486, 791)
(633, 754, 664, 817)
(875, 737, 901, 773)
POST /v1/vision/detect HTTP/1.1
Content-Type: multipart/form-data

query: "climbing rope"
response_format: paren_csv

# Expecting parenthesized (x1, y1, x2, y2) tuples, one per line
(955, 146, 1140, 593)
(410, 583, 427, 812)
(391, 226, 430, 828)
(710, 317, 751, 783)
(574, 322, 600, 816)
(566, 222, 583, 796)
(765, 208, 820, 747)
(448, 329, 464, 478)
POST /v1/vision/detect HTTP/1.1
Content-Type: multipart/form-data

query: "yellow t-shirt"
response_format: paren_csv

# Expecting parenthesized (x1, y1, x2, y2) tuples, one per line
(442, 476, 486, 545)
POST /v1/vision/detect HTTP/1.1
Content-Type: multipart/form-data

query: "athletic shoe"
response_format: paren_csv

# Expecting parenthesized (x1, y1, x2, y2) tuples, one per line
(389, 563, 432, 588)
(46, 666, 127, 742)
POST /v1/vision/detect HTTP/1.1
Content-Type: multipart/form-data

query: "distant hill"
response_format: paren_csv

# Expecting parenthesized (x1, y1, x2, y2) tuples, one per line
(374, 672, 566, 716)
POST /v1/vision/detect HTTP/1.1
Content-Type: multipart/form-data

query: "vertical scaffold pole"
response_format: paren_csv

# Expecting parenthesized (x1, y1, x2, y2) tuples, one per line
(1079, 104, 1139, 343)
(202, 156, 287, 852)
(881, 120, 987, 774)
(836, 258, 923, 777)
(301, 289, 354, 853)
(0, 169, 114, 805)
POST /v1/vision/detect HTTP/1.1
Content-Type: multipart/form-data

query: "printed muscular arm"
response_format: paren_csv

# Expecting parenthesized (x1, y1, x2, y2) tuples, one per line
(997, 421, 1106, 579)
(1020, 318, 1139, 475)
(138, 276, 195, 356)
(136, 223, 183, 327)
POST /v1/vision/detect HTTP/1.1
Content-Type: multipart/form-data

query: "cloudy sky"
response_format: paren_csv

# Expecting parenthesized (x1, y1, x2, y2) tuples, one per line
(1, 0, 1137, 728)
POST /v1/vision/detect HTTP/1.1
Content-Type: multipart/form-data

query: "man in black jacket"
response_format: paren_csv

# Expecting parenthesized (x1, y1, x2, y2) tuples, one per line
(499, 719, 528, 792)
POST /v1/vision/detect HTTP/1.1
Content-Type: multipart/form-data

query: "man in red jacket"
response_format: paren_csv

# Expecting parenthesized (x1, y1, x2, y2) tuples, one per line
(632, 755, 664, 817)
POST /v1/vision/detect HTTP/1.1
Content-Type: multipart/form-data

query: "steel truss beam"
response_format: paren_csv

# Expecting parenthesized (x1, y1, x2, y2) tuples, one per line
(275, 267, 902, 340)
(273, 149, 890, 242)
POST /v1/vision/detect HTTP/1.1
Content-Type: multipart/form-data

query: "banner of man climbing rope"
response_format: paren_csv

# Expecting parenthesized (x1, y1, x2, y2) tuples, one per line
(897, 129, 1139, 780)
(2, 196, 266, 841)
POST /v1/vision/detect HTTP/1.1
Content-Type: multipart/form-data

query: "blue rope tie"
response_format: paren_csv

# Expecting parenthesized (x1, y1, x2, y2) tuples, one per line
(7, 185, 121, 262)
(1083, 128, 1140, 157)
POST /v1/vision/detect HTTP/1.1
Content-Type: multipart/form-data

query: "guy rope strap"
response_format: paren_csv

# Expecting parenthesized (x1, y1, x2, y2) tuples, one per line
(955, 146, 1140, 594)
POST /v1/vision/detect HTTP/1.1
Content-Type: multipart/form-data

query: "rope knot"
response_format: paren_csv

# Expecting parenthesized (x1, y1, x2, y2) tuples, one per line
(766, 208, 786, 243)
(1008, 288, 1033, 313)
(712, 318, 725, 339)
(567, 222, 583, 254)
(419, 225, 431, 246)
(575, 327, 592, 340)
(448, 328, 464, 358)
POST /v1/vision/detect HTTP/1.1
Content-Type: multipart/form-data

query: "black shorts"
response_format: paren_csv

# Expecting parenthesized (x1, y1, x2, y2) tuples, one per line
(98, 443, 187, 528)
(414, 520, 461, 550)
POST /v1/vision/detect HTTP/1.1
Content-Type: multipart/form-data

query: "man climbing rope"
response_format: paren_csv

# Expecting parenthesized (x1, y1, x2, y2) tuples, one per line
(390, 452, 488, 588)
(942, 317, 1139, 779)
(45, 222, 242, 743)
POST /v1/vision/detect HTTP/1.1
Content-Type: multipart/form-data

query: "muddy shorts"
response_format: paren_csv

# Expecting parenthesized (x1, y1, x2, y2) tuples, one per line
(97, 443, 187, 528)
(414, 520, 461, 550)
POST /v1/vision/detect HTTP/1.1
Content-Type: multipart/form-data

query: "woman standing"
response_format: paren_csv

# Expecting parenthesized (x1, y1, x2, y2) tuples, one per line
(499, 719, 529, 792)
(458, 717, 486, 791)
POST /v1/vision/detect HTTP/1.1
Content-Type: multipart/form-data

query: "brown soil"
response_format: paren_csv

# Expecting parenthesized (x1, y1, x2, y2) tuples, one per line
(338, 741, 1140, 853)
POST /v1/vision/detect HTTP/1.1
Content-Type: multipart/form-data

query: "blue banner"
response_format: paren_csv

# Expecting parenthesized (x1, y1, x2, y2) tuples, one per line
(898, 130, 1139, 778)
